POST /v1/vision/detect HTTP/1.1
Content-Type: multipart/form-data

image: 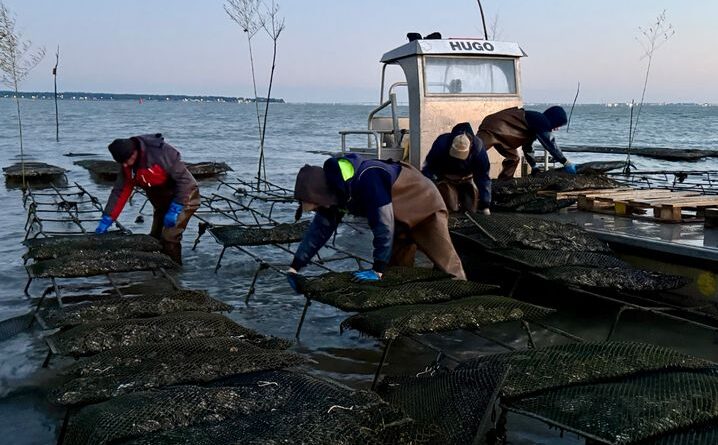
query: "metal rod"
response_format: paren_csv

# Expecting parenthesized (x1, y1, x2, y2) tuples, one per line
(371, 339, 394, 390)
(295, 298, 312, 339)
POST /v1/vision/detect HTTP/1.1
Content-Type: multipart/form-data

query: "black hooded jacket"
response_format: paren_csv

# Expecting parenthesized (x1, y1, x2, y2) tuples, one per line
(421, 122, 491, 207)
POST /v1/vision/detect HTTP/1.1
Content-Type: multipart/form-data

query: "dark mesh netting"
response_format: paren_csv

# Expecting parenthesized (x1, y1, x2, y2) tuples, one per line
(0, 312, 33, 341)
(651, 423, 718, 445)
(340, 295, 554, 340)
(3, 161, 66, 179)
(75, 160, 232, 180)
(492, 172, 620, 198)
(210, 221, 310, 247)
(52, 338, 307, 405)
(39, 289, 231, 328)
(493, 194, 576, 214)
(509, 370, 718, 444)
(310, 280, 500, 312)
(302, 266, 453, 297)
(542, 266, 687, 292)
(376, 366, 507, 445)
(64, 371, 433, 445)
(23, 233, 161, 261)
(186, 162, 233, 178)
(27, 250, 178, 278)
(47, 311, 291, 356)
(456, 342, 713, 399)
(452, 213, 611, 252)
(492, 249, 629, 270)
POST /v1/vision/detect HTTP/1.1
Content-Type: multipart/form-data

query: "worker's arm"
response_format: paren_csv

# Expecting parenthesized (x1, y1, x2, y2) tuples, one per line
(421, 135, 447, 180)
(535, 131, 568, 165)
(290, 207, 342, 271)
(357, 168, 395, 274)
(102, 165, 134, 221)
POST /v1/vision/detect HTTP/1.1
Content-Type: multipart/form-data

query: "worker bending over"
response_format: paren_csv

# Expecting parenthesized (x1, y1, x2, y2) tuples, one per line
(95, 133, 200, 264)
(422, 122, 491, 214)
(477, 106, 574, 179)
(287, 153, 466, 289)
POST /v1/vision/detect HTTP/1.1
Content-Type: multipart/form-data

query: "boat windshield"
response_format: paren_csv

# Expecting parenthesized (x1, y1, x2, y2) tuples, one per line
(424, 56, 516, 95)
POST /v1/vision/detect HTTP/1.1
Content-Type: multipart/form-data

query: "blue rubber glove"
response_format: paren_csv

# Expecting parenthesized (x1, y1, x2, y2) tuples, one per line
(563, 161, 577, 175)
(95, 214, 113, 234)
(287, 272, 302, 294)
(351, 270, 381, 282)
(163, 201, 184, 228)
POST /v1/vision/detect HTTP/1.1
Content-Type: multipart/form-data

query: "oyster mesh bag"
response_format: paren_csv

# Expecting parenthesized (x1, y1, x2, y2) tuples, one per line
(452, 213, 611, 252)
(652, 423, 718, 445)
(310, 279, 500, 312)
(47, 311, 291, 356)
(492, 249, 629, 270)
(541, 266, 686, 292)
(27, 250, 178, 278)
(40, 289, 231, 328)
(377, 366, 507, 445)
(509, 369, 718, 444)
(23, 233, 161, 261)
(457, 341, 713, 399)
(209, 221, 310, 247)
(52, 337, 306, 405)
(340, 295, 554, 340)
(64, 371, 434, 445)
(302, 266, 452, 296)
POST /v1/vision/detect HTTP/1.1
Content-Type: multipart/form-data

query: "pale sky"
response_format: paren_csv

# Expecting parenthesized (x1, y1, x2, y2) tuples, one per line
(2, 0, 717, 103)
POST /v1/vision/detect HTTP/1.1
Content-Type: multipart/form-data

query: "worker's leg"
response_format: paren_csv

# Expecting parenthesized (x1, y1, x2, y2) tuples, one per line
(389, 223, 417, 267)
(458, 180, 479, 213)
(436, 181, 460, 213)
(160, 190, 200, 265)
(410, 211, 466, 280)
(150, 199, 170, 240)
(494, 145, 520, 180)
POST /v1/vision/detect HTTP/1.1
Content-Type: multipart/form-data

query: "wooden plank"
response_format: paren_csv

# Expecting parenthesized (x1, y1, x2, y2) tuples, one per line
(640, 196, 718, 207)
(590, 190, 681, 202)
(540, 188, 631, 200)
(581, 189, 675, 199)
(621, 192, 703, 206)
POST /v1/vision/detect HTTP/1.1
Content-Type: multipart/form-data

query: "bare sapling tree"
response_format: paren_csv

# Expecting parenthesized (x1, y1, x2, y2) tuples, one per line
(0, 2, 46, 188)
(487, 13, 501, 40)
(53, 45, 59, 142)
(224, 0, 264, 148)
(256, 0, 284, 188)
(625, 10, 675, 172)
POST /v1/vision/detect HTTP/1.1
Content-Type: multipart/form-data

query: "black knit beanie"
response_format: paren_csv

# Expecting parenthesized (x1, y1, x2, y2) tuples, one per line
(108, 138, 136, 163)
(543, 106, 568, 129)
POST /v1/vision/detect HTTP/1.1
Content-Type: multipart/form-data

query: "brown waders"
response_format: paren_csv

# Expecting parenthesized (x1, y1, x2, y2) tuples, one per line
(389, 211, 467, 280)
(436, 174, 479, 213)
(149, 188, 201, 265)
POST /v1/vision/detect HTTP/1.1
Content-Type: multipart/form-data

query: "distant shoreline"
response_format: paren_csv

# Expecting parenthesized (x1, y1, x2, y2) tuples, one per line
(0, 90, 285, 103)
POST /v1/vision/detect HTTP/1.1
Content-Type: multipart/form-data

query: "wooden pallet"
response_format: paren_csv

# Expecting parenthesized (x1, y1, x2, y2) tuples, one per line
(575, 188, 718, 222)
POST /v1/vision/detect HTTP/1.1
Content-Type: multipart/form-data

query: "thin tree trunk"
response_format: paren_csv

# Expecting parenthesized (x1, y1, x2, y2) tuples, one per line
(246, 34, 262, 139)
(257, 37, 278, 189)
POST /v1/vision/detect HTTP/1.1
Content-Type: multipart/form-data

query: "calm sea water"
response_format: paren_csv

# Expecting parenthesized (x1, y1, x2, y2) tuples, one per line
(0, 99, 716, 444)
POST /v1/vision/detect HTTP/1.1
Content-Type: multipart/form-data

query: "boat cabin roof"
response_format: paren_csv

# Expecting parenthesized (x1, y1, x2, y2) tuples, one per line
(380, 39, 526, 64)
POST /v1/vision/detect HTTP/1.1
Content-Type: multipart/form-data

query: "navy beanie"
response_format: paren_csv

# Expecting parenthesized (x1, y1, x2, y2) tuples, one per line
(108, 138, 136, 163)
(543, 106, 568, 129)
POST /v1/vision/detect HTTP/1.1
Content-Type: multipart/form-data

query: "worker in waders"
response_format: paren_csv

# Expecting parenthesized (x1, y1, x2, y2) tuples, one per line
(286, 153, 466, 291)
(95, 134, 200, 264)
(422, 122, 492, 215)
(477, 105, 575, 180)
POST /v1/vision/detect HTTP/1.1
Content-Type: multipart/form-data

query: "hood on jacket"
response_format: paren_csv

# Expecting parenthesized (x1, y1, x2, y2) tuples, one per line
(294, 165, 339, 209)
(451, 122, 475, 137)
(543, 106, 568, 129)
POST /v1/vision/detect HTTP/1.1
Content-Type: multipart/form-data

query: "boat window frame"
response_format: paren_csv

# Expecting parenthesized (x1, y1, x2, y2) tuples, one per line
(422, 55, 520, 98)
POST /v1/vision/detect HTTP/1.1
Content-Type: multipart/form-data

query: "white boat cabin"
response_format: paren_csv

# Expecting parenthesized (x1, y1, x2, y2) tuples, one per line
(340, 37, 526, 178)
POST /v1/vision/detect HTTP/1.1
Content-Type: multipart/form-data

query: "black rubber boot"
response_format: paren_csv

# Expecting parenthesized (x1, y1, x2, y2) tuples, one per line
(163, 242, 183, 266)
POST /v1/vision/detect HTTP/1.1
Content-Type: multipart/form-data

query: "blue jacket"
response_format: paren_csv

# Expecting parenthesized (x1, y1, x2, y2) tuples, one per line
(291, 154, 401, 273)
(524, 110, 567, 165)
(422, 122, 491, 207)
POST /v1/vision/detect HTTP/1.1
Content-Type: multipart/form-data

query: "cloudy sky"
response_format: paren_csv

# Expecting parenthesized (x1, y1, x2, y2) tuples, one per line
(3, 0, 716, 103)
